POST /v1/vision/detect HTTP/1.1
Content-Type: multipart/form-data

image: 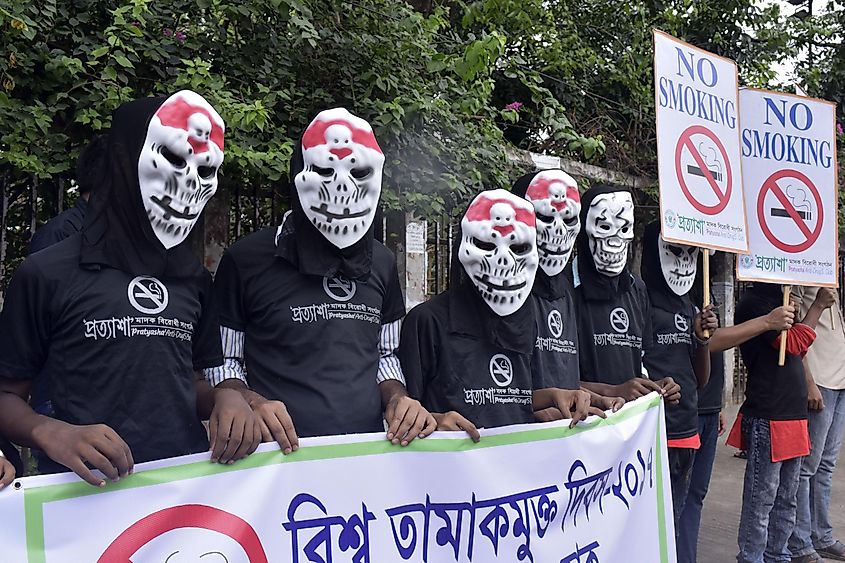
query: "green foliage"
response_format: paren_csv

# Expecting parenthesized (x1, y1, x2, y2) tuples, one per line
(0, 0, 597, 225)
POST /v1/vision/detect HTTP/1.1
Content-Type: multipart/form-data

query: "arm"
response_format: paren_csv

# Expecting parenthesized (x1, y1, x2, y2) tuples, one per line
(693, 305, 719, 388)
(804, 360, 825, 411)
(801, 287, 836, 330)
(377, 319, 436, 446)
(708, 306, 794, 353)
(195, 373, 260, 464)
(0, 449, 14, 489)
(533, 388, 592, 428)
(0, 378, 132, 487)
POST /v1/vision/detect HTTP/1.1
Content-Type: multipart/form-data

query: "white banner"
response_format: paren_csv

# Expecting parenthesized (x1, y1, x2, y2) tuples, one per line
(736, 88, 839, 286)
(0, 394, 674, 563)
(654, 29, 748, 252)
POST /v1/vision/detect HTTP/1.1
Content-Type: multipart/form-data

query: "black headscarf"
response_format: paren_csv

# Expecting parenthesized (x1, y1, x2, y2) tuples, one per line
(80, 95, 205, 279)
(446, 197, 536, 354)
(511, 170, 568, 301)
(275, 138, 374, 280)
(575, 184, 633, 301)
(641, 221, 691, 313)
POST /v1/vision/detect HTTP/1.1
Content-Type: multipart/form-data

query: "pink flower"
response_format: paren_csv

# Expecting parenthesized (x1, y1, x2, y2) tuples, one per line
(175, 31, 187, 42)
(838, 122, 844, 136)
(162, 28, 173, 37)
(505, 101, 524, 111)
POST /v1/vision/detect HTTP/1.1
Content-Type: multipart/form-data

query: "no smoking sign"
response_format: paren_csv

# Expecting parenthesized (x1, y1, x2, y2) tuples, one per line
(756, 169, 823, 253)
(674, 125, 733, 215)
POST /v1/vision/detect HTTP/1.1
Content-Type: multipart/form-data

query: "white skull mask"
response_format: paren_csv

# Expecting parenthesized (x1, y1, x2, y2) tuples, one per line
(585, 191, 634, 276)
(138, 90, 225, 249)
(295, 108, 384, 249)
(459, 189, 539, 316)
(525, 170, 581, 276)
(659, 237, 699, 295)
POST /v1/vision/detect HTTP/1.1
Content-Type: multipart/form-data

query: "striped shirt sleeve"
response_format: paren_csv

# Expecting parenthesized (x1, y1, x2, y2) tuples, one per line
(203, 326, 247, 386)
(377, 319, 405, 385)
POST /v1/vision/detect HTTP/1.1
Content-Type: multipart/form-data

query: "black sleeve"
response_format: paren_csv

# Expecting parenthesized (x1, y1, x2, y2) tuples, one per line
(212, 251, 247, 331)
(396, 305, 436, 401)
(192, 271, 224, 370)
(381, 251, 406, 324)
(641, 285, 654, 374)
(0, 258, 53, 379)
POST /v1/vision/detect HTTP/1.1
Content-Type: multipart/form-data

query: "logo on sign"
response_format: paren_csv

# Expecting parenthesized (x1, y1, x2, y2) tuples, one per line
(489, 354, 513, 387)
(323, 276, 357, 302)
(609, 307, 629, 334)
(674, 313, 689, 332)
(547, 310, 563, 338)
(664, 209, 677, 228)
(740, 254, 754, 269)
(127, 276, 169, 314)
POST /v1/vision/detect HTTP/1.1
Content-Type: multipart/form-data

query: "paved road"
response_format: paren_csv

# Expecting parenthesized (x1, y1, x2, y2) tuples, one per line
(697, 405, 845, 562)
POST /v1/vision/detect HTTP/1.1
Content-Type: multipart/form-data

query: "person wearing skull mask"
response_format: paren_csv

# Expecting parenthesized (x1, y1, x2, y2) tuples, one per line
(0, 91, 260, 487)
(511, 171, 625, 419)
(206, 108, 434, 450)
(640, 222, 718, 531)
(397, 189, 593, 440)
(567, 185, 681, 404)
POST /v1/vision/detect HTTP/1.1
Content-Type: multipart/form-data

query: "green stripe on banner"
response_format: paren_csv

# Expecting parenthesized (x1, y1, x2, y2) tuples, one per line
(24, 394, 663, 562)
(656, 410, 670, 563)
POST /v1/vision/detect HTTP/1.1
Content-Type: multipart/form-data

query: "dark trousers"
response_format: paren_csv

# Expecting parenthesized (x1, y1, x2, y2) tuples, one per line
(669, 446, 696, 527)
(677, 412, 720, 563)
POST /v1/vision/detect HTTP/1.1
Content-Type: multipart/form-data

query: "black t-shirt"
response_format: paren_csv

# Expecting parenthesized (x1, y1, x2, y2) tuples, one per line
(570, 265, 652, 386)
(0, 234, 221, 473)
(214, 227, 405, 438)
(529, 286, 580, 391)
(735, 291, 808, 421)
(398, 290, 536, 429)
(643, 297, 698, 439)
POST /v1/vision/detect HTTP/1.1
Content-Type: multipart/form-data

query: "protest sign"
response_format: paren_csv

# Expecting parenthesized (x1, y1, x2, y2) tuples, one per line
(737, 88, 838, 286)
(654, 30, 748, 252)
(0, 394, 675, 563)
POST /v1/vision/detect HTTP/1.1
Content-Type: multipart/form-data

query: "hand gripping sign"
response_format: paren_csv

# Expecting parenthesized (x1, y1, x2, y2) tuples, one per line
(653, 30, 748, 253)
(737, 88, 839, 287)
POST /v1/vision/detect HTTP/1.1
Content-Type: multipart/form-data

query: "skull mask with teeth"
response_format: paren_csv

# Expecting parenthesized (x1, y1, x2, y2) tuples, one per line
(523, 170, 581, 276)
(137, 90, 224, 249)
(295, 108, 384, 249)
(659, 237, 699, 296)
(459, 189, 539, 317)
(585, 191, 634, 276)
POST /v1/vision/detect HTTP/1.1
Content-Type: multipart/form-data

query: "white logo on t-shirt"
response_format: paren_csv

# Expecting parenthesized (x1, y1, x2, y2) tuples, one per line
(674, 313, 689, 332)
(323, 276, 357, 302)
(610, 307, 629, 334)
(127, 276, 169, 314)
(547, 309, 563, 338)
(489, 354, 514, 387)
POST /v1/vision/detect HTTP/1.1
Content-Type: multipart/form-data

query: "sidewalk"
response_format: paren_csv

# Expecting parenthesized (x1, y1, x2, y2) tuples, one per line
(698, 405, 845, 561)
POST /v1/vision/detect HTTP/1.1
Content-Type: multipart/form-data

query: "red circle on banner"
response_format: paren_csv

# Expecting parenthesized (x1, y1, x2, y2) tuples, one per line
(756, 168, 823, 253)
(98, 504, 268, 563)
(674, 125, 733, 215)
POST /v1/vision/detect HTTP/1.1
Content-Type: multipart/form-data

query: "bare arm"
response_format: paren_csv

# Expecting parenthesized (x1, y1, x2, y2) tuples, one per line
(801, 288, 835, 330)
(708, 306, 795, 353)
(0, 378, 133, 486)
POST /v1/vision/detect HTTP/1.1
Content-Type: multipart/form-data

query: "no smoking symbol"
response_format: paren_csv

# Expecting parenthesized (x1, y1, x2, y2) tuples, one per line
(489, 354, 513, 387)
(548, 310, 563, 338)
(757, 169, 823, 254)
(610, 307, 629, 334)
(127, 276, 169, 314)
(675, 125, 733, 215)
(323, 276, 357, 302)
